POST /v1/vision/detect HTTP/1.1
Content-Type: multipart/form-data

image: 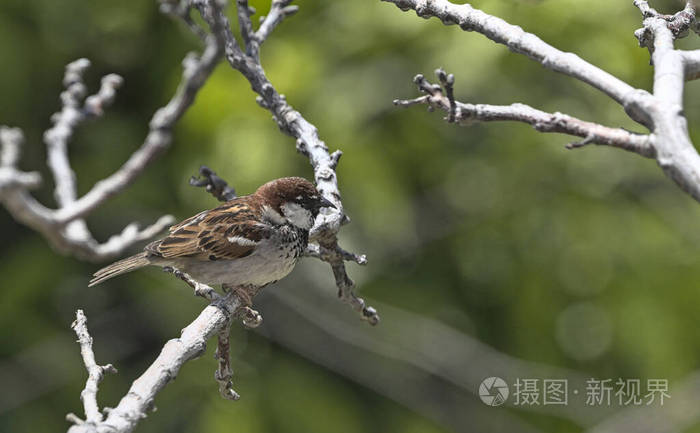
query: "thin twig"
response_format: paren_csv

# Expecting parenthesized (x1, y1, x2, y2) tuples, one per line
(387, 0, 700, 205)
(382, 0, 649, 125)
(0, 0, 225, 261)
(195, 0, 376, 323)
(395, 71, 654, 156)
(163, 266, 221, 301)
(214, 324, 240, 400)
(70, 310, 117, 425)
(68, 291, 242, 433)
(189, 165, 237, 202)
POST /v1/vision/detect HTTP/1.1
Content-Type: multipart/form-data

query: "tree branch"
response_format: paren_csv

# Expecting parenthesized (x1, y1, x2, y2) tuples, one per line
(395, 70, 654, 156)
(255, 0, 299, 56)
(60, 0, 375, 431)
(188, 165, 237, 202)
(0, 125, 175, 261)
(68, 310, 117, 427)
(67, 292, 241, 433)
(0, 0, 228, 261)
(193, 0, 378, 324)
(387, 0, 700, 206)
(381, 0, 652, 126)
(53, 19, 225, 225)
(213, 324, 239, 400)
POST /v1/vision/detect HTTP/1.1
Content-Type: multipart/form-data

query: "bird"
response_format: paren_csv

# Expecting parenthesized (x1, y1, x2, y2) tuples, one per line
(89, 177, 335, 307)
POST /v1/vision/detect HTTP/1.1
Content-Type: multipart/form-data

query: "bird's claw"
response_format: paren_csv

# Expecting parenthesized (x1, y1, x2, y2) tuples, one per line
(237, 306, 263, 329)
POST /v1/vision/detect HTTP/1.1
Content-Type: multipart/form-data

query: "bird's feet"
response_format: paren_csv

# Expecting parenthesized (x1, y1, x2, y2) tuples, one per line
(238, 306, 263, 328)
(222, 284, 263, 328)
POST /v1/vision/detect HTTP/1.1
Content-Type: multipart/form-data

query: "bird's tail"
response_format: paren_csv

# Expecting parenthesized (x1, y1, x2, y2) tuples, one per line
(88, 253, 151, 287)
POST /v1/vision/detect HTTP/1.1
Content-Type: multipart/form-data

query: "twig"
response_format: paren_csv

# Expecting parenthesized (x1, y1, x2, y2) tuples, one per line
(236, 0, 255, 54)
(387, 0, 700, 205)
(60, 0, 374, 430)
(255, 0, 299, 59)
(0, 0, 228, 262)
(69, 310, 117, 426)
(394, 71, 654, 156)
(213, 324, 240, 400)
(0, 118, 175, 261)
(53, 19, 225, 225)
(382, 0, 651, 126)
(163, 266, 221, 301)
(68, 291, 242, 433)
(634, 1, 696, 38)
(189, 165, 237, 202)
(193, 0, 376, 323)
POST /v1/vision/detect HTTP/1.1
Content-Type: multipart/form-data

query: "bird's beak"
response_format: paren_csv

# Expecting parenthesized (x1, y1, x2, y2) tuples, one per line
(318, 196, 336, 209)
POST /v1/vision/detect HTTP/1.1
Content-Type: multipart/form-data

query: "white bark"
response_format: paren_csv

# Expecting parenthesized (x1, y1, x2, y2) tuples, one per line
(55, 0, 374, 432)
(0, 38, 224, 261)
(386, 0, 700, 204)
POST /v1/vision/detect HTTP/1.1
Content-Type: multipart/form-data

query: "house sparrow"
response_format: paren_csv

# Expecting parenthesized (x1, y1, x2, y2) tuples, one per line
(89, 177, 335, 307)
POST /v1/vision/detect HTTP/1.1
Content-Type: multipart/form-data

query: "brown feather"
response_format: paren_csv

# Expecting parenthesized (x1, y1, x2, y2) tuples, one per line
(146, 197, 272, 262)
(88, 253, 150, 286)
(89, 177, 324, 287)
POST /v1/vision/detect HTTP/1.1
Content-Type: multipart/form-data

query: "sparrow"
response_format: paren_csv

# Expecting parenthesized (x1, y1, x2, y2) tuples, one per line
(89, 177, 335, 306)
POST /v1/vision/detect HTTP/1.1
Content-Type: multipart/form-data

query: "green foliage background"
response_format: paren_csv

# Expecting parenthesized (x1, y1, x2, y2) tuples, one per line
(1, 0, 699, 432)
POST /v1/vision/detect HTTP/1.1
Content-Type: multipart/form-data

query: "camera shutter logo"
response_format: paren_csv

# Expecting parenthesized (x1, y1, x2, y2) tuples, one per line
(479, 377, 509, 406)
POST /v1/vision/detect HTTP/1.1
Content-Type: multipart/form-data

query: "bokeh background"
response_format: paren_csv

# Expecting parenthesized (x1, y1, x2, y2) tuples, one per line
(2, 0, 700, 432)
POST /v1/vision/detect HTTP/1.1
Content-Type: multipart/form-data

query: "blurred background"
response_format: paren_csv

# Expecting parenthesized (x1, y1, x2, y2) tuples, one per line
(1, 0, 700, 432)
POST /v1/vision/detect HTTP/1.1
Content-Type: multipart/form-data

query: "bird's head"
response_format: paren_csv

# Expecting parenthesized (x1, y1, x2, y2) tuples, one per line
(256, 177, 336, 230)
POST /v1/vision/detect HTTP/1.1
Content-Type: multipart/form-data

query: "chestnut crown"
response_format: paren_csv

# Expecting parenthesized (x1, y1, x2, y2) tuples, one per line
(256, 177, 335, 228)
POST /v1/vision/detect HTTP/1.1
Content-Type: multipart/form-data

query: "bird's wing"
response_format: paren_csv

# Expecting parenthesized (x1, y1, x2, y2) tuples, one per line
(146, 199, 273, 261)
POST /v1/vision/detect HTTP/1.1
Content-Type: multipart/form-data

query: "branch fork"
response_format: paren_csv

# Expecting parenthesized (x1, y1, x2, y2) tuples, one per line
(395, 69, 654, 155)
(68, 310, 118, 427)
(387, 0, 700, 204)
(62, 1, 374, 430)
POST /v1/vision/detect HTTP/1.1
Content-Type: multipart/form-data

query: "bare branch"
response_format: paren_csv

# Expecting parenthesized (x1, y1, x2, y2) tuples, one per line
(50, 0, 375, 429)
(189, 165, 237, 202)
(634, 1, 696, 39)
(160, 0, 209, 42)
(255, 0, 299, 54)
(69, 310, 117, 426)
(0, 125, 174, 262)
(214, 324, 240, 400)
(93, 216, 177, 258)
(235, 0, 255, 54)
(193, 0, 376, 323)
(395, 71, 654, 157)
(163, 266, 221, 301)
(0, 0, 227, 262)
(381, 0, 651, 126)
(54, 35, 224, 224)
(388, 0, 700, 206)
(632, 3, 700, 203)
(0, 127, 41, 191)
(67, 292, 242, 433)
(45, 59, 119, 209)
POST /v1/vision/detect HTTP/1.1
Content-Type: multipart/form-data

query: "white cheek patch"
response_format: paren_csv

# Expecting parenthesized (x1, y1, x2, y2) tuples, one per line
(281, 202, 313, 230)
(227, 236, 258, 246)
(262, 205, 285, 225)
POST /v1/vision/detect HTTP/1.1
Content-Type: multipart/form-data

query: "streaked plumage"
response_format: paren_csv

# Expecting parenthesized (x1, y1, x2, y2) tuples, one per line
(89, 177, 334, 292)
